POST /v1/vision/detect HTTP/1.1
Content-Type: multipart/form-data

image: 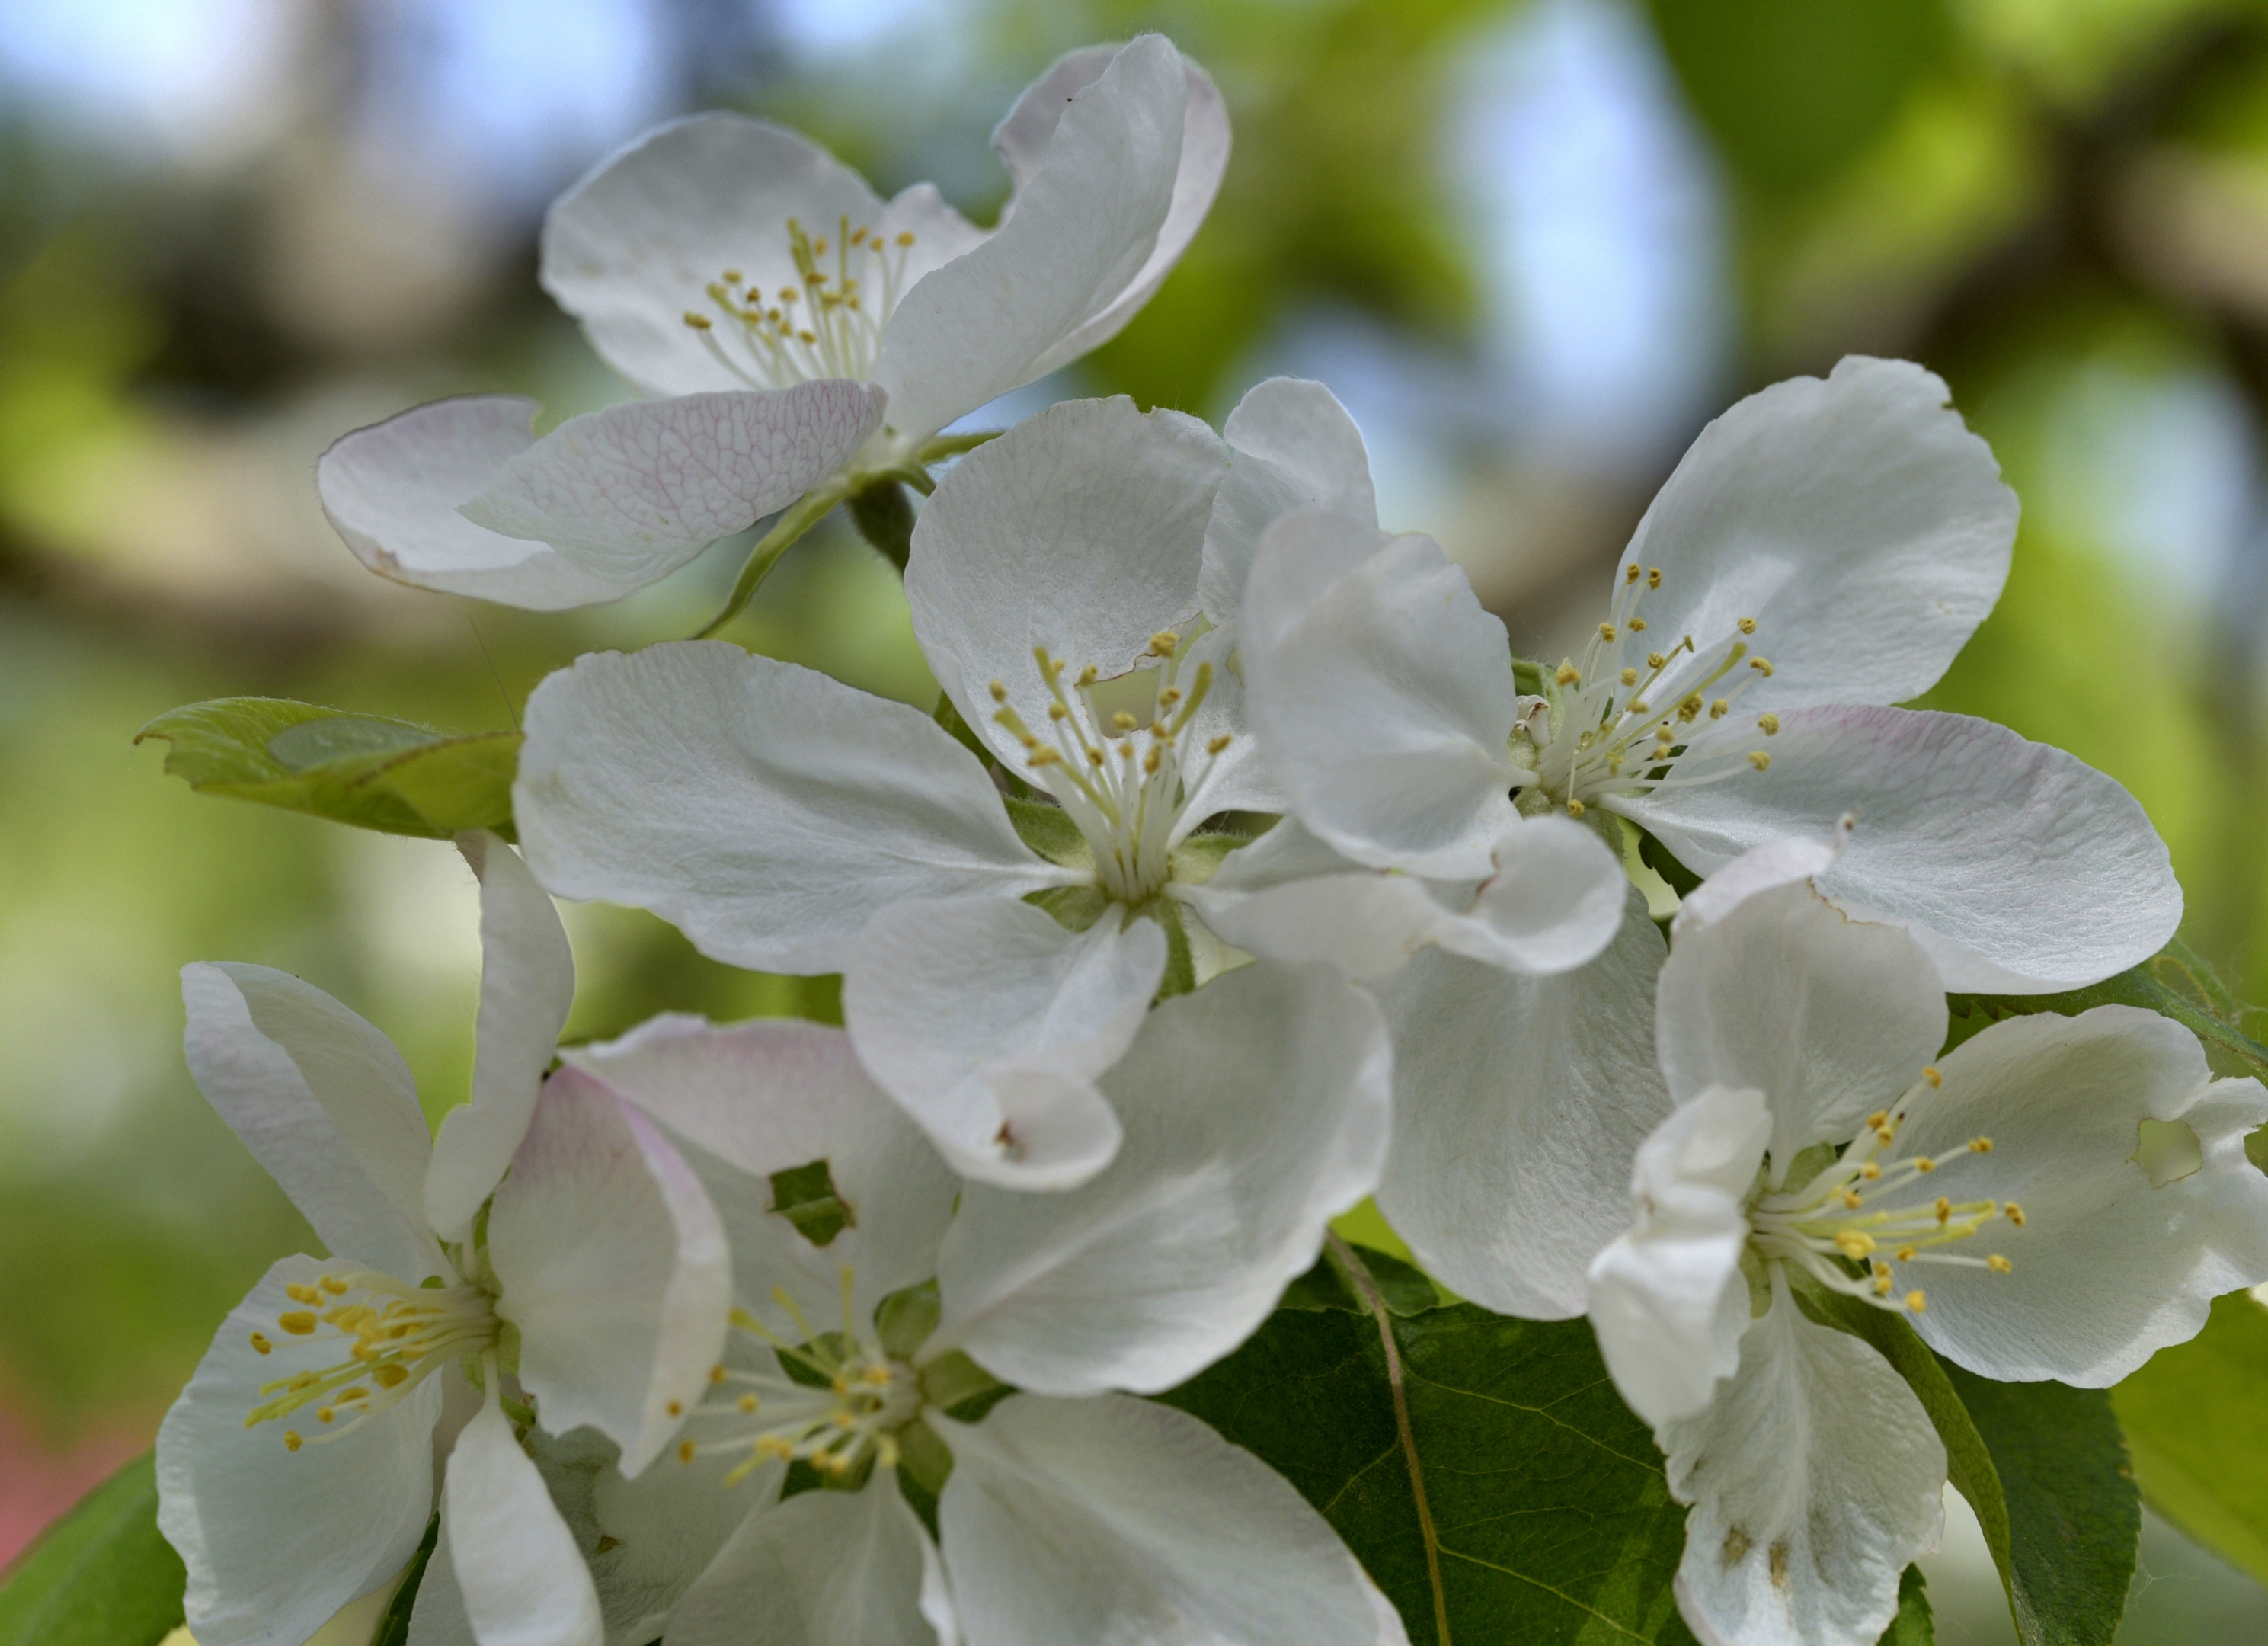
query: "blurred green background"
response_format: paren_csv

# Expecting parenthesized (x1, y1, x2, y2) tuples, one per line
(8, 0, 2268, 1638)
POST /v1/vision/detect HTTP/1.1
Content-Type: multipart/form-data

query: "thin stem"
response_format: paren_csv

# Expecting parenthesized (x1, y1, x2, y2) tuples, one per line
(693, 483, 846, 639)
(914, 430, 1002, 462)
(1328, 1231, 1450, 1646)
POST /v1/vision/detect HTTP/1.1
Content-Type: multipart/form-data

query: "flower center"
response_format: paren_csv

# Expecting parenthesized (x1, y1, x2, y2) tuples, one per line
(680, 215, 918, 389)
(988, 630, 1234, 905)
(677, 1271, 921, 1487)
(246, 1272, 498, 1452)
(1748, 1065, 2019, 1316)
(1520, 563, 1780, 819)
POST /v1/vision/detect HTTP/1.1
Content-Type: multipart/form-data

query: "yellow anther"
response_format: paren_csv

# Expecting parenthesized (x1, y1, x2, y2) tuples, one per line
(2004, 1202, 2026, 1227)
(1111, 710, 1138, 732)
(683, 311, 713, 330)
(1625, 564, 1642, 584)
(249, 1332, 272, 1355)
(320, 1276, 350, 1295)
(1835, 1231, 1875, 1257)
(1647, 568, 1662, 588)
(337, 1388, 367, 1404)
(1556, 664, 1581, 687)
(678, 1439, 696, 1464)
(1630, 700, 1649, 715)
(1709, 698, 1729, 719)
(284, 1431, 302, 1452)
(1598, 623, 1617, 642)
(1144, 747, 1163, 774)
(1914, 1157, 1937, 1174)
(1620, 667, 1638, 687)
(737, 1393, 758, 1413)
(1048, 702, 1069, 720)
(1748, 751, 1771, 771)
(1969, 1137, 1994, 1154)
(1679, 694, 1703, 722)
(1988, 1254, 2013, 1273)
(723, 266, 744, 280)
(1208, 735, 1232, 754)
(373, 1363, 408, 1388)
(1757, 713, 1780, 735)
(1646, 652, 1667, 670)
(989, 680, 1008, 703)
(1905, 1291, 1927, 1313)
(1655, 725, 1675, 745)
(1028, 749, 1061, 768)
(1566, 799, 1585, 818)
(1736, 616, 1756, 635)
(1875, 1273, 1895, 1295)
(1630, 617, 1648, 632)
(897, 231, 915, 246)
(286, 1283, 322, 1305)
(710, 1364, 727, 1384)
(1159, 687, 1182, 706)
(1750, 657, 1774, 677)
(667, 1400, 683, 1418)
(1859, 1161, 1880, 1180)
(279, 1312, 318, 1335)
(317, 1407, 334, 1424)
(1934, 1196, 1953, 1223)
(1876, 1126, 1896, 1144)
(1867, 1111, 1889, 1129)
(1076, 664, 1099, 687)
(1087, 748, 1105, 767)
(1150, 630, 1180, 658)
(1896, 1245, 1918, 1261)
(1841, 1189, 1863, 1209)
(1923, 1066, 1942, 1089)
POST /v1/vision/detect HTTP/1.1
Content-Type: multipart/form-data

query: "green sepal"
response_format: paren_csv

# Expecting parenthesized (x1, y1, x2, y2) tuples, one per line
(1005, 796, 1092, 872)
(1145, 898, 1196, 1000)
(875, 1279, 942, 1359)
(1510, 655, 1550, 697)
(769, 1158, 856, 1247)
(1634, 825, 1703, 900)
(1881, 1565, 1934, 1645)
(2113, 1292, 2268, 1584)
(894, 1417, 955, 1500)
(0, 1452, 185, 1646)
(918, 1350, 1008, 1418)
(1024, 884, 1110, 933)
(1799, 1280, 2135, 1645)
(846, 477, 916, 571)
(1167, 828, 1252, 886)
(696, 484, 845, 639)
(367, 1516, 438, 1646)
(137, 698, 520, 840)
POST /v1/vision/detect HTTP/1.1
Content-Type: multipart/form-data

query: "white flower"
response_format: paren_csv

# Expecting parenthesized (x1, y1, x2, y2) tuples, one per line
(517, 394, 1307, 1190)
(155, 834, 729, 1646)
(1239, 355, 2180, 992)
(314, 37, 1226, 610)
(564, 960, 1404, 1646)
(1581, 874, 2268, 1646)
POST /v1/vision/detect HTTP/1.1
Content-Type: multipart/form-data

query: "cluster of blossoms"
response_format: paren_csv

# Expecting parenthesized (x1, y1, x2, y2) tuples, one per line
(152, 33, 2268, 1646)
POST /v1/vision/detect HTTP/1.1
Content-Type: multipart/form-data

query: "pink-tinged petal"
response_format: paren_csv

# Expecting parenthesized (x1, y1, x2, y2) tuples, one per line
(1623, 705, 2181, 991)
(181, 963, 437, 1280)
(425, 832, 576, 1244)
(459, 382, 886, 588)
(1670, 815, 1854, 938)
(488, 1071, 730, 1476)
(443, 1407, 603, 1646)
(318, 398, 638, 611)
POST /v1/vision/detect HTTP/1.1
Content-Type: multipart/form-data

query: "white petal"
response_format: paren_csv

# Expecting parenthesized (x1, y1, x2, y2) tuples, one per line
(1661, 1278, 1945, 1646)
(1377, 889, 1673, 1319)
(316, 398, 638, 611)
(405, 1530, 475, 1646)
(158, 1257, 441, 1646)
(1623, 705, 2182, 991)
(444, 1407, 604, 1646)
(1584, 1084, 1770, 1427)
(992, 44, 1230, 386)
(181, 963, 437, 1280)
(459, 383, 886, 588)
(876, 37, 1192, 438)
(666, 1481, 948, 1646)
(935, 1395, 1406, 1646)
(488, 1071, 729, 1476)
(522, 1423, 758, 1646)
(1656, 882, 1943, 1178)
(1242, 510, 1521, 877)
(1431, 815, 1629, 975)
(1890, 1006, 2268, 1385)
(564, 1014, 958, 1337)
(1620, 355, 2017, 713)
(930, 961, 1389, 1394)
(539, 114, 887, 399)
(904, 395, 1227, 757)
(426, 832, 577, 1244)
(1201, 377, 1377, 632)
(846, 898, 1164, 1191)
(1670, 815, 1853, 938)
(515, 643, 1060, 973)
(1192, 859, 1465, 982)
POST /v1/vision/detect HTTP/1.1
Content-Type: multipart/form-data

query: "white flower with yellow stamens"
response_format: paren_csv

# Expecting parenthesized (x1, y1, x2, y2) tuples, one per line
(565, 959, 1404, 1646)
(516, 396, 1313, 1190)
(313, 36, 1226, 610)
(1577, 873, 2268, 1646)
(1238, 355, 2182, 993)
(154, 834, 729, 1646)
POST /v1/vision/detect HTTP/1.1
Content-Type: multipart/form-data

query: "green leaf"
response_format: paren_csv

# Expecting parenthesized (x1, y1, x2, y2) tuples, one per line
(1803, 1283, 2135, 1644)
(0, 1452, 184, 1646)
(846, 477, 916, 571)
(137, 697, 519, 841)
(1880, 1565, 1934, 1645)
(1148, 898, 1196, 1000)
(2113, 1292, 2268, 1585)
(1279, 1241, 1441, 1318)
(1947, 943, 2268, 1084)
(1160, 1248, 1696, 1645)
(1004, 796, 1091, 872)
(368, 1516, 438, 1646)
